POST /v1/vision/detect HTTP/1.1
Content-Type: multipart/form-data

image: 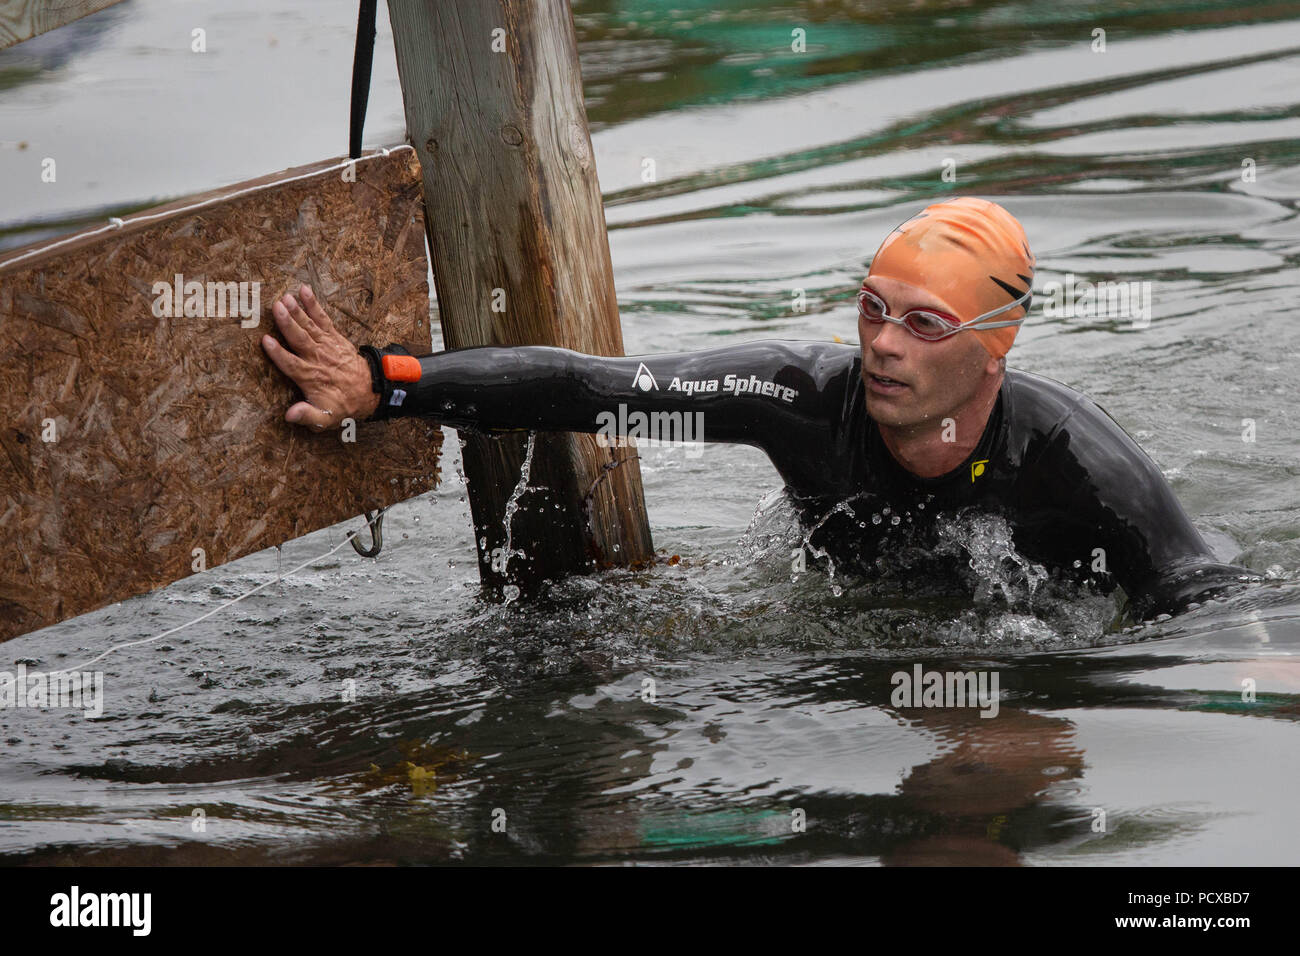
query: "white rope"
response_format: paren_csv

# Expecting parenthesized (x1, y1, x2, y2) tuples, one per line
(48, 531, 363, 677)
(0, 144, 415, 269)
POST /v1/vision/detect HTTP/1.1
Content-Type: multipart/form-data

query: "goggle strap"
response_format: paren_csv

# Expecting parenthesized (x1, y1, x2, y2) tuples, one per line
(969, 287, 1032, 323)
(967, 316, 1025, 330)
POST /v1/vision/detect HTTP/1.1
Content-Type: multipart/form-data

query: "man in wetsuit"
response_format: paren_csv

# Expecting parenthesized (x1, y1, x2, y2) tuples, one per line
(260, 197, 1251, 621)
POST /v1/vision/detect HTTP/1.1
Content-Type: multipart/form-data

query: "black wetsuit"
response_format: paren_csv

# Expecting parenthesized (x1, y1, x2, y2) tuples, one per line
(372, 339, 1250, 619)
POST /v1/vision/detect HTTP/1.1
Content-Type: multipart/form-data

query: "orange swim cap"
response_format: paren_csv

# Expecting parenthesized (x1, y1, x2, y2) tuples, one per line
(866, 197, 1035, 360)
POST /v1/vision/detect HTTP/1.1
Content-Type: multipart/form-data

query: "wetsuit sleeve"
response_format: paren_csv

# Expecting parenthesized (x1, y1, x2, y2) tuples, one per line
(1028, 394, 1252, 620)
(367, 341, 841, 461)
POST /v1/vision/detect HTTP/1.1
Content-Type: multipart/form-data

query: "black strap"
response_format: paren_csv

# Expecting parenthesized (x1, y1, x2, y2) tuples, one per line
(358, 344, 413, 420)
(348, 0, 379, 160)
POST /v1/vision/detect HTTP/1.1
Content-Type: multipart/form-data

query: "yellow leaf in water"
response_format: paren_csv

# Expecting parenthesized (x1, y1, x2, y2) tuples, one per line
(408, 763, 436, 796)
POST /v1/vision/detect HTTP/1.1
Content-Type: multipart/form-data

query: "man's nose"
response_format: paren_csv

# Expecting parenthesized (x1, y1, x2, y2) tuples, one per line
(867, 319, 911, 358)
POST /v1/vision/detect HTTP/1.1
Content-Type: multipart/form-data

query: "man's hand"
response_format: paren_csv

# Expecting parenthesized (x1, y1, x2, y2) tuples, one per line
(260, 285, 380, 430)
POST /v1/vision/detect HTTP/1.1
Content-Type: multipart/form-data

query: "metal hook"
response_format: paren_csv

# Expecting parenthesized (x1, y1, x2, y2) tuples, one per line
(349, 508, 385, 557)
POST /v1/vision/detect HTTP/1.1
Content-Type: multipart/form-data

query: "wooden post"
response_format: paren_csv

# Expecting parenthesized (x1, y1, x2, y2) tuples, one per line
(386, 0, 654, 590)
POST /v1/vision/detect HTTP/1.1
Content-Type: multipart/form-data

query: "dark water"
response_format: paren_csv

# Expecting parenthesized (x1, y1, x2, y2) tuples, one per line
(2, 0, 1300, 865)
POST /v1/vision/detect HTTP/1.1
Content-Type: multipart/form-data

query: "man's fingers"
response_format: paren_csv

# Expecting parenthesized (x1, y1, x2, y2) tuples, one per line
(285, 400, 338, 431)
(261, 288, 355, 431)
(261, 333, 309, 381)
(299, 284, 337, 333)
(272, 298, 316, 354)
(279, 292, 324, 344)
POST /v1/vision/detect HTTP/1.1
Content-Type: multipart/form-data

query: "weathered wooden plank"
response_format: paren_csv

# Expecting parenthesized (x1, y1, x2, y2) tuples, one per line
(0, 147, 440, 642)
(0, 0, 126, 51)
(387, 0, 653, 591)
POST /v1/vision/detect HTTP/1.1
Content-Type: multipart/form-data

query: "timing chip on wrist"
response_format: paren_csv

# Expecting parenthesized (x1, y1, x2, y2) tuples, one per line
(358, 344, 421, 420)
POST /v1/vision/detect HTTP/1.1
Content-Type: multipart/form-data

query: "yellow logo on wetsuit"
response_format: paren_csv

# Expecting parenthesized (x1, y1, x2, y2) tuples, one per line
(971, 459, 989, 483)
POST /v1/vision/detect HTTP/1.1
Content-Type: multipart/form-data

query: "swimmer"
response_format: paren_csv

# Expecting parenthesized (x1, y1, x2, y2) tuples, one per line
(261, 197, 1253, 620)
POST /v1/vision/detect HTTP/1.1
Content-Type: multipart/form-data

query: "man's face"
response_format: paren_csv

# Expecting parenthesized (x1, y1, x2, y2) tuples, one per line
(858, 274, 1001, 430)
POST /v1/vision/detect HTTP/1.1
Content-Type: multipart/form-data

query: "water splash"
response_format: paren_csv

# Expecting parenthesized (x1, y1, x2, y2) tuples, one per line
(933, 510, 1050, 608)
(731, 491, 1117, 648)
(499, 432, 538, 603)
(797, 497, 867, 595)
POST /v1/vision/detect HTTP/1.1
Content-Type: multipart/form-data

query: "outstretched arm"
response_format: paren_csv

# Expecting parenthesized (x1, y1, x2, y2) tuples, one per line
(260, 287, 838, 455)
(359, 340, 825, 449)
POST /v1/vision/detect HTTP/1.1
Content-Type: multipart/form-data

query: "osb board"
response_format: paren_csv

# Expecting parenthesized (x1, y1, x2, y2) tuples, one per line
(0, 0, 126, 51)
(0, 147, 440, 642)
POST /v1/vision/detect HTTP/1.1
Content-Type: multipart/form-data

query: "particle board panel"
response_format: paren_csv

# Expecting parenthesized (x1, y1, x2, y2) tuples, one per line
(0, 147, 440, 641)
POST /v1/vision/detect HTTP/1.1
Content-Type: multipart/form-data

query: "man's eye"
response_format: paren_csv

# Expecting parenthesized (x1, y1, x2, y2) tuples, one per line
(909, 312, 952, 334)
(859, 295, 885, 318)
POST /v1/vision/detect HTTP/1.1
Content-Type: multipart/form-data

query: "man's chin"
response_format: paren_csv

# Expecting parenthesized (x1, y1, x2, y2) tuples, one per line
(868, 390, 909, 411)
(864, 390, 917, 425)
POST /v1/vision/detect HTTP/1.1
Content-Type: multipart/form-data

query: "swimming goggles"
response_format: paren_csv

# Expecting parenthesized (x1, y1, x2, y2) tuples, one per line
(857, 283, 1031, 341)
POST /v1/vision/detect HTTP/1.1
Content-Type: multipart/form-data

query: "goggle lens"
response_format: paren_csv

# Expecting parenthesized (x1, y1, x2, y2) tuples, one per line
(857, 289, 960, 341)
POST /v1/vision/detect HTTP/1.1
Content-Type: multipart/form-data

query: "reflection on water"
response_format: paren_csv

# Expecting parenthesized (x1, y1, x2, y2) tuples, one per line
(2, 0, 1300, 865)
